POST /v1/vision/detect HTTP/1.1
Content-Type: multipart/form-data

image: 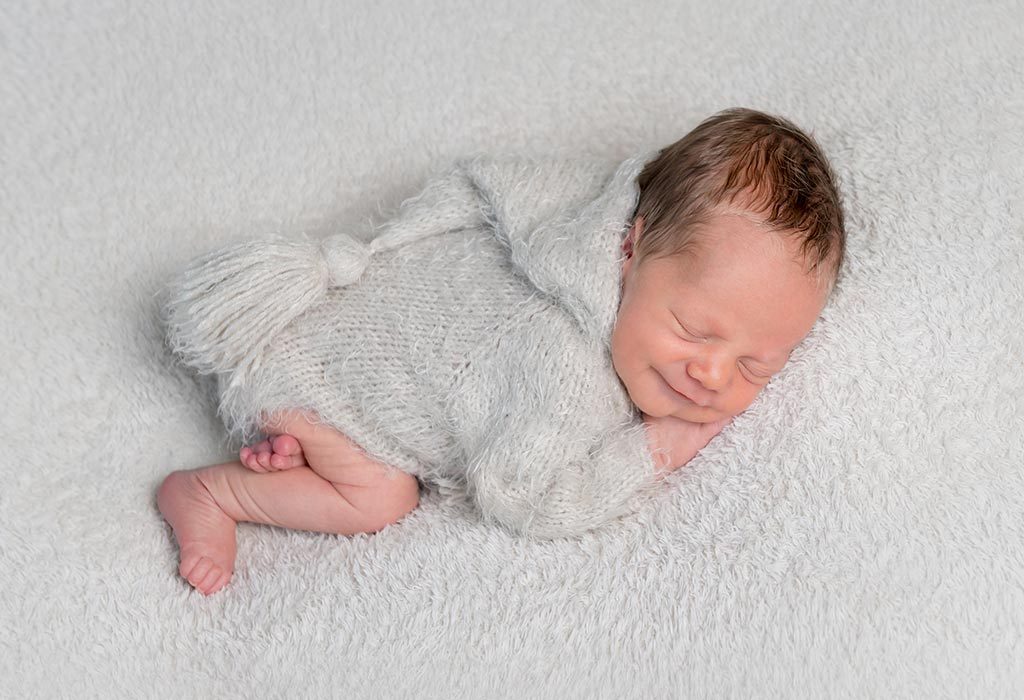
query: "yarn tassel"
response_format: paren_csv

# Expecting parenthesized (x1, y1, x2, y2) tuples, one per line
(159, 232, 371, 387)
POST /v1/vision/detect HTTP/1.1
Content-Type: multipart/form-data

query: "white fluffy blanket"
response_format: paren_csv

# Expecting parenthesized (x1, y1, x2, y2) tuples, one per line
(2, 1, 1022, 697)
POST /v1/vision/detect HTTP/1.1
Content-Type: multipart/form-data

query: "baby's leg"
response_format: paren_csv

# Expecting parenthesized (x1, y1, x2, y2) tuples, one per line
(157, 413, 419, 595)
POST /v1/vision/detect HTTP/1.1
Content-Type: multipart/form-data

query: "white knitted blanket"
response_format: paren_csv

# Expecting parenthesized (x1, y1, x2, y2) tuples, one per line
(160, 152, 668, 539)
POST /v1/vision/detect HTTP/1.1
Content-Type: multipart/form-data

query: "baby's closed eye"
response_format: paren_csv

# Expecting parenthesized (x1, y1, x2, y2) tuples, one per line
(739, 358, 780, 382)
(745, 352, 795, 383)
(670, 313, 706, 342)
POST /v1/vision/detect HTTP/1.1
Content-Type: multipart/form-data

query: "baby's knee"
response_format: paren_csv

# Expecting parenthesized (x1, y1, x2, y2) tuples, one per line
(347, 470, 420, 533)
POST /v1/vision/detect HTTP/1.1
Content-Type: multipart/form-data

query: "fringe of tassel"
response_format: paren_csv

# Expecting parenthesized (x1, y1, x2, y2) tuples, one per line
(157, 232, 371, 388)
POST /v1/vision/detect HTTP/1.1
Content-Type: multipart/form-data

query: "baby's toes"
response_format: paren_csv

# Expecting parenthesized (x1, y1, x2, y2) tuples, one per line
(254, 450, 274, 470)
(181, 554, 213, 586)
(270, 434, 302, 457)
(268, 452, 306, 470)
(267, 435, 307, 470)
(240, 440, 273, 470)
(241, 439, 272, 456)
(196, 566, 227, 596)
(238, 447, 268, 473)
(181, 555, 225, 596)
(206, 570, 231, 595)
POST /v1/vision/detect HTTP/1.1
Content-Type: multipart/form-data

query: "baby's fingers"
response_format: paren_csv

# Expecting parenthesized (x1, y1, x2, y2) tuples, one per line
(700, 417, 734, 442)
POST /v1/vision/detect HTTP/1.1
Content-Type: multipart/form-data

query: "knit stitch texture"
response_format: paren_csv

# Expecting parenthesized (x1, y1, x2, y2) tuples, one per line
(159, 151, 668, 539)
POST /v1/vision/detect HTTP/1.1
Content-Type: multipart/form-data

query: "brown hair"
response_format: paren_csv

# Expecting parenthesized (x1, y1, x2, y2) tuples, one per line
(630, 108, 846, 288)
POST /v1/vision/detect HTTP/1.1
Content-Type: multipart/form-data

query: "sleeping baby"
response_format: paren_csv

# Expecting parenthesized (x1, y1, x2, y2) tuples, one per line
(156, 107, 846, 595)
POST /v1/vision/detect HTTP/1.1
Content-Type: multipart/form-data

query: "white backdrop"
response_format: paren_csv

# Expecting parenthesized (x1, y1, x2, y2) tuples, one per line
(2, 1, 1023, 698)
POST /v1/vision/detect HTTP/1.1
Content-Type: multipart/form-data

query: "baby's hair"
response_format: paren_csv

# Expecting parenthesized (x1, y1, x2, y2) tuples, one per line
(631, 107, 846, 290)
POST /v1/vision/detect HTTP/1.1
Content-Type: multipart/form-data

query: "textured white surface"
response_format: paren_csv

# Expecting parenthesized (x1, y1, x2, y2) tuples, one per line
(2, 1, 1022, 698)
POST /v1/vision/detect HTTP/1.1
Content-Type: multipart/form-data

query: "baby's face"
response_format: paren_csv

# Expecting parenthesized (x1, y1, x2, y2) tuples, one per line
(611, 211, 828, 424)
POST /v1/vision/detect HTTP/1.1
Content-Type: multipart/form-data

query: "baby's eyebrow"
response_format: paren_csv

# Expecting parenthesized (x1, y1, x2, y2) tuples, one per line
(743, 343, 796, 368)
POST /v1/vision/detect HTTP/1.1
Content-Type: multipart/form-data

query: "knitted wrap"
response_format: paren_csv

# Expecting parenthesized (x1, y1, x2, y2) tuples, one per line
(158, 163, 485, 388)
(159, 150, 669, 539)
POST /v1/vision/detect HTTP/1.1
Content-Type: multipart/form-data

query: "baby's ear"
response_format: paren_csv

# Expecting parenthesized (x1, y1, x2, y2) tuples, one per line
(623, 217, 643, 256)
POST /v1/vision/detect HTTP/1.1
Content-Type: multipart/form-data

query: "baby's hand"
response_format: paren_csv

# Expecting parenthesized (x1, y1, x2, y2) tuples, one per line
(643, 413, 733, 476)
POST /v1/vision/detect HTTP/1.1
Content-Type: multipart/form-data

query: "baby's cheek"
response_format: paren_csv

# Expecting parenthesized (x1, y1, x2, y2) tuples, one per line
(730, 383, 765, 414)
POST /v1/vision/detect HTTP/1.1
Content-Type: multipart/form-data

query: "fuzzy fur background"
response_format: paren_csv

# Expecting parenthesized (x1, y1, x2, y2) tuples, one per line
(2, 1, 1023, 698)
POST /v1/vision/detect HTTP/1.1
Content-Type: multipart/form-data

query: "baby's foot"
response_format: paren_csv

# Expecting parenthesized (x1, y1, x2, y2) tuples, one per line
(239, 434, 307, 472)
(156, 469, 237, 596)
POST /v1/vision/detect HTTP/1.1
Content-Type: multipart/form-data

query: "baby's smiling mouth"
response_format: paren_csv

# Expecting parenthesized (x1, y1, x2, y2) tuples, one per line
(662, 374, 711, 408)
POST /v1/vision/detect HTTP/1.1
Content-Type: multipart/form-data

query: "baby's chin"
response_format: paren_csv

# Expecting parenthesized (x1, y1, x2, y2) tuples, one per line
(665, 405, 726, 424)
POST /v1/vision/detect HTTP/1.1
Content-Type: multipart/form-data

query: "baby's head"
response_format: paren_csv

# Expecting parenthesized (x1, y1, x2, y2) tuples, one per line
(611, 108, 845, 423)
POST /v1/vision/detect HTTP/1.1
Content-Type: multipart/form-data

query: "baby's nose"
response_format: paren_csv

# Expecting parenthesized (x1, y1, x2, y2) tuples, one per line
(687, 357, 730, 392)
